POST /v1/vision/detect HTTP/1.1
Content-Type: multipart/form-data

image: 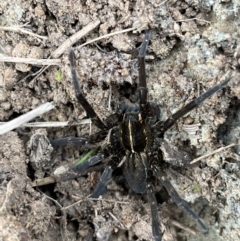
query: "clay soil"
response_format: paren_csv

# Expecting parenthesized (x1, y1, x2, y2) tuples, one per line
(0, 1, 240, 241)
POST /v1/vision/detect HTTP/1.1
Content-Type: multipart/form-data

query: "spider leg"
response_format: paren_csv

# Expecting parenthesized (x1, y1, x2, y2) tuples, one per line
(74, 153, 104, 172)
(147, 183, 161, 241)
(69, 49, 107, 130)
(91, 147, 125, 198)
(152, 166, 208, 233)
(138, 31, 150, 108)
(156, 74, 232, 132)
(51, 129, 109, 148)
(50, 136, 86, 147)
(138, 32, 159, 118)
(91, 165, 112, 198)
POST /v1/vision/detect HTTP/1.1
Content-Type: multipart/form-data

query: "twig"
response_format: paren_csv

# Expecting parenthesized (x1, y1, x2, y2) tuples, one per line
(32, 164, 105, 187)
(190, 143, 237, 164)
(0, 55, 61, 65)
(0, 26, 48, 40)
(52, 19, 100, 58)
(0, 102, 55, 135)
(30, 20, 101, 83)
(38, 189, 63, 209)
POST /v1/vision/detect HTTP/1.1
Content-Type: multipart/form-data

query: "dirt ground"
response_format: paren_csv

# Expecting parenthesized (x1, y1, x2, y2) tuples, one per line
(0, 0, 240, 241)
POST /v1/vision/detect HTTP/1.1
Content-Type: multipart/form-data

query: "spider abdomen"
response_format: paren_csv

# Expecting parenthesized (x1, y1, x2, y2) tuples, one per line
(120, 112, 152, 153)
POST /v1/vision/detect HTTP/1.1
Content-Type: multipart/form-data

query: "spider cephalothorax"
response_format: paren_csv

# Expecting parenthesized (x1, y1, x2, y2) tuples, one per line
(52, 31, 232, 241)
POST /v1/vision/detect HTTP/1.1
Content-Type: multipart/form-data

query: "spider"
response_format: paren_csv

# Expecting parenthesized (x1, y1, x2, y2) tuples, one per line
(51, 31, 231, 241)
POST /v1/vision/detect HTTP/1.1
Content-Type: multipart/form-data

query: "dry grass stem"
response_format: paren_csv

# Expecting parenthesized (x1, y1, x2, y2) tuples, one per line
(170, 219, 197, 235)
(0, 26, 48, 40)
(109, 211, 126, 229)
(0, 102, 55, 135)
(190, 143, 237, 164)
(175, 18, 211, 24)
(61, 199, 84, 210)
(88, 197, 130, 205)
(61, 197, 129, 211)
(76, 27, 137, 50)
(0, 55, 61, 65)
(0, 119, 91, 128)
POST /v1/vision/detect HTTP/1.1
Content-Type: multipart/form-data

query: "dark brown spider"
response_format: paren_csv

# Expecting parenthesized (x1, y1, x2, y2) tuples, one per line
(51, 31, 231, 240)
